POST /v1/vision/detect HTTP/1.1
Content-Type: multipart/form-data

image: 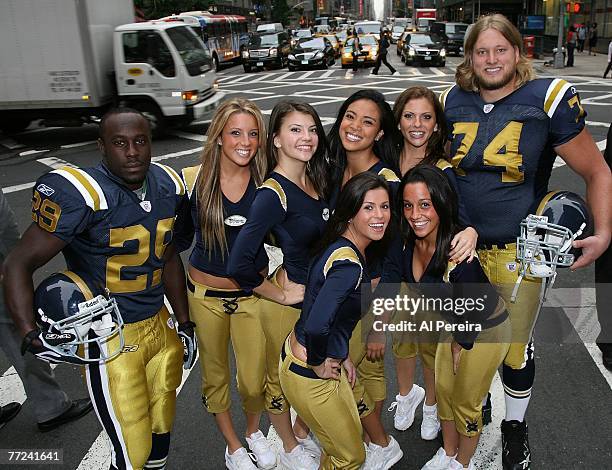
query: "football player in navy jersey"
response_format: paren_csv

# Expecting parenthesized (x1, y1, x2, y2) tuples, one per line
(3, 109, 196, 470)
(441, 14, 612, 469)
(174, 99, 282, 470)
(228, 100, 330, 470)
(279, 172, 403, 470)
(385, 86, 478, 441)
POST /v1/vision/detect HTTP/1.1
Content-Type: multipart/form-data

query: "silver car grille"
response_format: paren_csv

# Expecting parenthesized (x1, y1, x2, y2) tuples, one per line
(250, 49, 270, 58)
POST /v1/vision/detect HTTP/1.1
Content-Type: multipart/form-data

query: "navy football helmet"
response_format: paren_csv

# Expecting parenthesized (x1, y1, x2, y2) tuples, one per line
(33, 271, 125, 363)
(513, 191, 592, 300)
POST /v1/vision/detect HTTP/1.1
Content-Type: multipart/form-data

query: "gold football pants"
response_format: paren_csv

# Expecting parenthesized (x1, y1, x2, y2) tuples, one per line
(84, 307, 183, 470)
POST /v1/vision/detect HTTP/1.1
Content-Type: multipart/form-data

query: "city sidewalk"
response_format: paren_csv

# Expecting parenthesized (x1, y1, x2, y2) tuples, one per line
(531, 49, 612, 78)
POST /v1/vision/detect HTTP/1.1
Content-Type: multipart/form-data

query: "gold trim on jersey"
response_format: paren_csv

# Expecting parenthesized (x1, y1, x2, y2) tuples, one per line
(544, 79, 571, 118)
(62, 271, 94, 300)
(535, 191, 560, 215)
(152, 162, 186, 196)
(439, 84, 456, 110)
(181, 165, 201, 198)
(50, 167, 108, 211)
(323, 247, 363, 289)
(435, 159, 452, 171)
(377, 168, 400, 183)
(260, 178, 287, 211)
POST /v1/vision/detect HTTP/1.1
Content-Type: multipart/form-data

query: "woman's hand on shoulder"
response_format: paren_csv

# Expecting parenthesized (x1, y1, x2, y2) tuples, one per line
(449, 226, 478, 264)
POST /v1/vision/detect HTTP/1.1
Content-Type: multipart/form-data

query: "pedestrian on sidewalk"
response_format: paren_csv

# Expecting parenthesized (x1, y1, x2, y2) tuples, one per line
(603, 39, 612, 78)
(589, 22, 598, 55)
(577, 25, 586, 52)
(566, 25, 577, 67)
(371, 30, 399, 76)
(0, 187, 93, 432)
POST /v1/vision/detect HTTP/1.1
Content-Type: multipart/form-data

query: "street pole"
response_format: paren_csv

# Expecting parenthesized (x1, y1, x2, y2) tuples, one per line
(554, 0, 565, 68)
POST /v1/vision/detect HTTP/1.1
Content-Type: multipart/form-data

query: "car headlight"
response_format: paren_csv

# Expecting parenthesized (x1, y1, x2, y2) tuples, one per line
(288, 54, 296, 60)
(408, 48, 415, 56)
(440, 48, 446, 57)
(371, 48, 378, 55)
(269, 48, 278, 57)
(314, 51, 324, 58)
(242, 50, 250, 58)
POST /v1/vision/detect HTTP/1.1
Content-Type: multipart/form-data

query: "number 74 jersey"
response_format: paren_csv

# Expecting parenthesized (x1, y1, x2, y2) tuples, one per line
(440, 78, 586, 243)
(31, 162, 187, 324)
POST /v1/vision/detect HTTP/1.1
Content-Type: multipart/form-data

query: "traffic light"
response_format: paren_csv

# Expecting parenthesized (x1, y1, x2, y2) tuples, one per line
(573, 2, 581, 13)
(566, 2, 583, 13)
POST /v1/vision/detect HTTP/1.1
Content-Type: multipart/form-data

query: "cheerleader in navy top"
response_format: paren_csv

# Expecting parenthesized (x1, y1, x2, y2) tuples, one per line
(227, 101, 329, 469)
(173, 99, 280, 470)
(388, 166, 509, 470)
(279, 173, 404, 470)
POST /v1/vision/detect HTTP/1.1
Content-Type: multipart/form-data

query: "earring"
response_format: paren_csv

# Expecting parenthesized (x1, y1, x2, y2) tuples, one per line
(217, 139, 222, 146)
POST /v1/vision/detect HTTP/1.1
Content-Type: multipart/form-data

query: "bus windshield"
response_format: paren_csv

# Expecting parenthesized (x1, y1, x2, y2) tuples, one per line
(166, 26, 212, 75)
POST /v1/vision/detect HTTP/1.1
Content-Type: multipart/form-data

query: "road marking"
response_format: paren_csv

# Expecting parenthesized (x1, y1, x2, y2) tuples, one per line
(61, 140, 97, 149)
(298, 70, 316, 80)
(553, 139, 606, 167)
(223, 75, 251, 85)
(473, 372, 503, 469)
(273, 72, 293, 81)
(19, 149, 49, 157)
(249, 73, 275, 83)
(0, 138, 25, 150)
(429, 67, 447, 76)
(37, 156, 78, 169)
(320, 70, 335, 79)
(168, 131, 207, 142)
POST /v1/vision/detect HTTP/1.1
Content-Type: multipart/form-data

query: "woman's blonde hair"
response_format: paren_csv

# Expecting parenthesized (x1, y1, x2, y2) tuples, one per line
(196, 98, 267, 258)
(456, 14, 535, 92)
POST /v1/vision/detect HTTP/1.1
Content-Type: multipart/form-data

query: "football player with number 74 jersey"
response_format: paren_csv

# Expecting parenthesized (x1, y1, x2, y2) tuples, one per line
(3, 108, 197, 470)
(437, 14, 611, 470)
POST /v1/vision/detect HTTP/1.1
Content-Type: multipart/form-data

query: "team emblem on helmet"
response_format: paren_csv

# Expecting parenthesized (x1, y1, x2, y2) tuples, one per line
(513, 191, 592, 301)
(34, 271, 125, 363)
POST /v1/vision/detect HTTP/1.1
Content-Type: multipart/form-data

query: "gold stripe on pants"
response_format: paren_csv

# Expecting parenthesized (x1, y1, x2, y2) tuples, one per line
(279, 336, 366, 470)
(187, 274, 266, 414)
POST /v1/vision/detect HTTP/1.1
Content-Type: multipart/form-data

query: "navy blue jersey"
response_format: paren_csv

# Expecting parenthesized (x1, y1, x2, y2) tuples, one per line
(174, 165, 269, 279)
(228, 172, 330, 289)
(31, 163, 187, 324)
(380, 238, 507, 347)
(434, 159, 471, 228)
(441, 78, 586, 243)
(294, 237, 369, 366)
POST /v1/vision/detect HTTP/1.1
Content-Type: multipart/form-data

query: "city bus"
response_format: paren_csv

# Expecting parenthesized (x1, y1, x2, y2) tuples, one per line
(160, 11, 249, 71)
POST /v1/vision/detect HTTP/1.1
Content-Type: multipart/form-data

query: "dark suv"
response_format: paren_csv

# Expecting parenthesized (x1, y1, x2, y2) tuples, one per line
(429, 22, 468, 56)
(242, 31, 291, 72)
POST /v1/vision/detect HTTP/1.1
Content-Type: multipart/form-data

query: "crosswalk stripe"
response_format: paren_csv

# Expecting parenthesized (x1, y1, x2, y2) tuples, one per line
(273, 72, 293, 81)
(429, 67, 447, 76)
(249, 73, 274, 83)
(298, 70, 316, 79)
(223, 75, 251, 85)
(320, 70, 335, 79)
(37, 156, 78, 169)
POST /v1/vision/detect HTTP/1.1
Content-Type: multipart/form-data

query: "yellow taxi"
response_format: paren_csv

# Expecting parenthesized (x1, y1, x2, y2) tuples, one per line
(340, 34, 379, 68)
(396, 31, 410, 56)
(316, 33, 342, 57)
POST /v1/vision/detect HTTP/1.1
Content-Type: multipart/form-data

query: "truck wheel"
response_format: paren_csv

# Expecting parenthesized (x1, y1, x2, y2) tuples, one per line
(133, 103, 166, 138)
(1, 118, 31, 134)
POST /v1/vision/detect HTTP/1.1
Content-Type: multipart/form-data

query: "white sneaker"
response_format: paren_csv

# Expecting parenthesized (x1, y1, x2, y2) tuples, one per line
(362, 436, 403, 469)
(297, 433, 322, 458)
(421, 403, 441, 440)
(393, 71, 400, 76)
(421, 447, 455, 470)
(279, 445, 319, 470)
(225, 447, 257, 470)
(246, 430, 277, 469)
(449, 457, 475, 470)
(388, 385, 425, 431)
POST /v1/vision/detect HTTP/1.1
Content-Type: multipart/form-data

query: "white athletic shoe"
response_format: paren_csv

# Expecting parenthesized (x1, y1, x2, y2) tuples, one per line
(297, 433, 322, 458)
(449, 457, 476, 470)
(225, 447, 257, 470)
(362, 436, 404, 469)
(246, 430, 277, 469)
(388, 385, 426, 431)
(421, 447, 456, 470)
(421, 403, 441, 440)
(279, 445, 319, 470)
(392, 71, 401, 76)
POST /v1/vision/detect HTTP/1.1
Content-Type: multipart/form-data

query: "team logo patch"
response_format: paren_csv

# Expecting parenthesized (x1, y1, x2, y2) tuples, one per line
(269, 396, 284, 412)
(36, 183, 55, 196)
(506, 262, 517, 272)
(224, 215, 247, 227)
(140, 201, 152, 212)
(322, 208, 330, 221)
(122, 345, 139, 353)
(483, 103, 495, 114)
(466, 419, 479, 433)
(167, 317, 175, 330)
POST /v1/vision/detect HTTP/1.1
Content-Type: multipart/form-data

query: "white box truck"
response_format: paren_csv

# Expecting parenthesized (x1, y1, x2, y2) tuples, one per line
(0, 0, 224, 135)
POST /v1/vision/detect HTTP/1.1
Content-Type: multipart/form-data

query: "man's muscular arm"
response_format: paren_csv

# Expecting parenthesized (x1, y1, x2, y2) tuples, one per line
(556, 128, 612, 269)
(2, 224, 67, 337)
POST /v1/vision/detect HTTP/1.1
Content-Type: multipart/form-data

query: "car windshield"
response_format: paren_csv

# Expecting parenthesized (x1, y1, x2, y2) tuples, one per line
(249, 34, 279, 47)
(336, 30, 347, 40)
(296, 29, 312, 38)
(355, 22, 381, 35)
(299, 37, 325, 49)
(324, 35, 337, 45)
(408, 34, 437, 46)
(393, 26, 405, 33)
(166, 26, 212, 76)
(447, 24, 468, 34)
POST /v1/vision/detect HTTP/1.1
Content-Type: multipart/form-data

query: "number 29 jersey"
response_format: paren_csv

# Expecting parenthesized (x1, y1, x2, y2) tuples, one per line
(441, 78, 586, 243)
(31, 162, 187, 324)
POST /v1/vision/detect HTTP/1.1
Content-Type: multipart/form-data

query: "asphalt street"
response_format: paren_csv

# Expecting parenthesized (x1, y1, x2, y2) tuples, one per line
(1, 50, 611, 469)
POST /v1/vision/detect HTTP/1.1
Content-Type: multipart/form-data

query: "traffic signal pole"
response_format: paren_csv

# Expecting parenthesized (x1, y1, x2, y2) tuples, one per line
(554, 0, 565, 68)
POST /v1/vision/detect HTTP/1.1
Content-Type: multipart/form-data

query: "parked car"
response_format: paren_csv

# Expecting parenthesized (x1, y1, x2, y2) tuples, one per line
(288, 36, 335, 70)
(400, 32, 446, 67)
(429, 22, 468, 55)
(340, 34, 379, 68)
(242, 31, 291, 72)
